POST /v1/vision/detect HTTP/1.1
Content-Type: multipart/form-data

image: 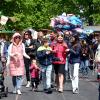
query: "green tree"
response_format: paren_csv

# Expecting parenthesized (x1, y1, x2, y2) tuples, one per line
(0, 0, 100, 30)
(69, 0, 100, 25)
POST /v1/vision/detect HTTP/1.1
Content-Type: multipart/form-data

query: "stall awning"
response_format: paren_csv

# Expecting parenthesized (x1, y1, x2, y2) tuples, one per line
(0, 30, 15, 33)
(84, 26, 100, 32)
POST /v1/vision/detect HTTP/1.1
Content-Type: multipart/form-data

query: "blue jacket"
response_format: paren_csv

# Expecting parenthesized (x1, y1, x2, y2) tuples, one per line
(69, 43, 81, 64)
(37, 46, 60, 66)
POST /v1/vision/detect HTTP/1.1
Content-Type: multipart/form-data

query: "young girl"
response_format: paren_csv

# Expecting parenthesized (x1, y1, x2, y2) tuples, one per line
(30, 59, 40, 91)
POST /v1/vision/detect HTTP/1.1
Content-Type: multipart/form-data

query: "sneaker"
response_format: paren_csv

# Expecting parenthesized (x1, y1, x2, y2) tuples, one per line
(32, 88, 35, 91)
(45, 88, 52, 94)
(13, 90, 17, 94)
(26, 81, 31, 88)
(73, 88, 79, 94)
(43, 89, 48, 92)
(34, 85, 38, 92)
(34, 88, 38, 92)
(17, 89, 22, 95)
(13, 87, 17, 94)
(55, 87, 59, 91)
(51, 84, 54, 88)
(58, 88, 63, 93)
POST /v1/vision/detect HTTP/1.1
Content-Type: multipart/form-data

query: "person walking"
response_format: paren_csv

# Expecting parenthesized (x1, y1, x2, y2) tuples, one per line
(23, 30, 37, 87)
(30, 59, 40, 91)
(80, 40, 90, 77)
(37, 38, 54, 94)
(64, 31, 72, 80)
(7, 32, 30, 94)
(94, 36, 100, 100)
(69, 34, 81, 94)
(95, 36, 100, 81)
(52, 34, 69, 93)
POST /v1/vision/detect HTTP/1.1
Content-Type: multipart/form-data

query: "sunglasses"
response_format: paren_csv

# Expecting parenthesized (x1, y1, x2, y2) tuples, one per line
(14, 36, 21, 39)
(24, 34, 29, 35)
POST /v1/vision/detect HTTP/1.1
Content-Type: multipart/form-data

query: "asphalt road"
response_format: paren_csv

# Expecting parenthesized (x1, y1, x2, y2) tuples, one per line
(1, 72, 99, 100)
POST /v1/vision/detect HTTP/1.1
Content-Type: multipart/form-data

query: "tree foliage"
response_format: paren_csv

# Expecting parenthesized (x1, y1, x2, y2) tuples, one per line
(0, 0, 100, 30)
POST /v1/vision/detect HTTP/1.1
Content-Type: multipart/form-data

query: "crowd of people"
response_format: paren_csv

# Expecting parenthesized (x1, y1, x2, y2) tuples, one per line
(0, 30, 100, 95)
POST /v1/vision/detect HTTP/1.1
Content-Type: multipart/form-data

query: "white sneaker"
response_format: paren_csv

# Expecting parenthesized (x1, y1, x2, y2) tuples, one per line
(13, 90, 17, 94)
(73, 88, 79, 94)
(17, 89, 22, 95)
(13, 87, 17, 94)
(26, 81, 31, 88)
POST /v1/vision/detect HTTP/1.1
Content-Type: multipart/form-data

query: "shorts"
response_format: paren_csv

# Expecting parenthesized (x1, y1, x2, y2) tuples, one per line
(53, 64, 65, 75)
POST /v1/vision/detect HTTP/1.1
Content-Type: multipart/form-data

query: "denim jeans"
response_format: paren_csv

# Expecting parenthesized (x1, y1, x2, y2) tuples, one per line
(12, 76, 23, 90)
(69, 63, 80, 91)
(80, 59, 90, 75)
(41, 65, 52, 89)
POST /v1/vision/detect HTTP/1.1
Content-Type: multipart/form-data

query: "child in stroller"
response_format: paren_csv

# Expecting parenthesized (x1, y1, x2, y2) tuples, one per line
(0, 56, 8, 99)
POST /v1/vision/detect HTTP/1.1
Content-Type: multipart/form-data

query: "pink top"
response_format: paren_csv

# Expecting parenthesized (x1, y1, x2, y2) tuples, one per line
(9, 44, 25, 76)
(30, 64, 40, 78)
(8, 32, 30, 76)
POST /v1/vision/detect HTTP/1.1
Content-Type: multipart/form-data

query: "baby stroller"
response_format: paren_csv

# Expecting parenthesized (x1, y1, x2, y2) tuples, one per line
(0, 57, 8, 99)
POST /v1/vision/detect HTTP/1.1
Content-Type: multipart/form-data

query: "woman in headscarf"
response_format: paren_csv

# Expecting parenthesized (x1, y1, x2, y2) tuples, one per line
(7, 32, 30, 95)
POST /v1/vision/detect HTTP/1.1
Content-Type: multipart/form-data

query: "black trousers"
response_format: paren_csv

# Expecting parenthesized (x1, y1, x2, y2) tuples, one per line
(24, 58, 31, 82)
(31, 78, 39, 88)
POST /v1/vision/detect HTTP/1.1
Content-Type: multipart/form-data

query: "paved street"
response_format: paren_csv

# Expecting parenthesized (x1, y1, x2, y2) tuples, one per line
(1, 72, 99, 100)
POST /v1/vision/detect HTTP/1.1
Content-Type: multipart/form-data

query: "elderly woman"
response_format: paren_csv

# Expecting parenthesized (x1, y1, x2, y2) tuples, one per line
(7, 32, 30, 95)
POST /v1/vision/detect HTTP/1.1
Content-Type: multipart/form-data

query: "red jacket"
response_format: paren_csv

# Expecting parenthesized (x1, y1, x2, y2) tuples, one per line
(30, 64, 40, 78)
(52, 42, 68, 64)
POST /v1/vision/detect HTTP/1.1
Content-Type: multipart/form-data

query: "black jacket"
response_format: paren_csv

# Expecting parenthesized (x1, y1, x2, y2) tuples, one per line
(23, 39, 37, 58)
